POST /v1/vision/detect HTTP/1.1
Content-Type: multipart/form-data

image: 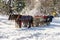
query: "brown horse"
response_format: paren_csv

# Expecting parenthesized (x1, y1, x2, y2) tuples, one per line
(8, 14, 33, 28)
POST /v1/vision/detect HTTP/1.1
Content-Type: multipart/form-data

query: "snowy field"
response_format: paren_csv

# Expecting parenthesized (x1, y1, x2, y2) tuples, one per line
(0, 15, 60, 40)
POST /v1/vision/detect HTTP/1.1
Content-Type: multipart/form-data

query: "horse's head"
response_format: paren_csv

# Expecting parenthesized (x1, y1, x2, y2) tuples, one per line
(8, 14, 20, 20)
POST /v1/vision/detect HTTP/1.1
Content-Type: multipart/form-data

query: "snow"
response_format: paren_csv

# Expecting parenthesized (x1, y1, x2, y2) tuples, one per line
(0, 15, 60, 40)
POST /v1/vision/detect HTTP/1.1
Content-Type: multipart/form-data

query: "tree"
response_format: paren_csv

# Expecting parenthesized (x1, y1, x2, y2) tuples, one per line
(14, 0, 26, 12)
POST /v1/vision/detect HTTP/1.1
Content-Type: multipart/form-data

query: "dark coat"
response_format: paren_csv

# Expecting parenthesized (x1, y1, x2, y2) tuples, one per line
(46, 16, 54, 22)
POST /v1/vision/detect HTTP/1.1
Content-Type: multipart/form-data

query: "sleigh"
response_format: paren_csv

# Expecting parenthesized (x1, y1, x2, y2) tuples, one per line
(33, 15, 54, 26)
(8, 14, 54, 28)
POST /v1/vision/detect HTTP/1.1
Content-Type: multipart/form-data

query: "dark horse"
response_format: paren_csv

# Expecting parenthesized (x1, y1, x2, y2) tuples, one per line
(8, 14, 33, 28)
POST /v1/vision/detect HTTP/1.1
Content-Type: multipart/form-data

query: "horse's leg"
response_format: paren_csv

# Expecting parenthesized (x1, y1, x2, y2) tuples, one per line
(31, 22, 34, 27)
(8, 15, 11, 20)
(15, 20, 21, 28)
(15, 22, 19, 28)
(19, 20, 21, 28)
(28, 21, 31, 28)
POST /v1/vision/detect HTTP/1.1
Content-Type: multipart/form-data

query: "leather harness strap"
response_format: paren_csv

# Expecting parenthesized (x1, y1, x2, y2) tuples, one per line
(16, 15, 20, 21)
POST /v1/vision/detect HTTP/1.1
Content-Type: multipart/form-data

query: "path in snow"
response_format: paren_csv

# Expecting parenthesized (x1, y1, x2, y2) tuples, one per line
(0, 15, 60, 40)
(0, 15, 15, 29)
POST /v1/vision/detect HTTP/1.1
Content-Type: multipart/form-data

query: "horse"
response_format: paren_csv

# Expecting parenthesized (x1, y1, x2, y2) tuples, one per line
(8, 14, 33, 28)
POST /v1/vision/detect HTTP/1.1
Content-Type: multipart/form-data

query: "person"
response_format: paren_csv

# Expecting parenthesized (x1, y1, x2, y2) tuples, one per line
(46, 15, 54, 22)
(43, 15, 48, 22)
(46, 15, 54, 25)
(43, 14, 54, 25)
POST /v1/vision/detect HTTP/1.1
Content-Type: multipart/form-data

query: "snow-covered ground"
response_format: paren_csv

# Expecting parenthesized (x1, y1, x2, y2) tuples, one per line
(0, 15, 60, 40)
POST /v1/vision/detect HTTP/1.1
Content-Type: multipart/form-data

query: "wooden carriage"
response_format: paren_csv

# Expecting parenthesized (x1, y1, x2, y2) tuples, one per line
(33, 15, 54, 26)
